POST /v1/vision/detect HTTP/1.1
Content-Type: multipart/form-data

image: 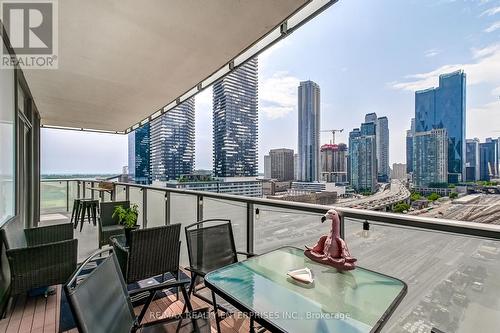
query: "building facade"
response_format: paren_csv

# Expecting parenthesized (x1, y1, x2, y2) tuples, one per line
(392, 163, 407, 181)
(376, 116, 390, 182)
(213, 58, 258, 177)
(297, 80, 321, 182)
(150, 98, 195, 182)
(415, 70, 466, 183)
(320, 143, 348, 183)
(406, 118, 415, 174)
(479, 138, 498, 181)
(269, 148, 294, 181)
(465, 138, 480, 182)
(361, 113, 389, 182)
(162, 177, 262, 197)
(264, 155, 271, 179)
(128, 124, 151, 184)
(350, 134, 377, 193)
(413, 129, 448, 187)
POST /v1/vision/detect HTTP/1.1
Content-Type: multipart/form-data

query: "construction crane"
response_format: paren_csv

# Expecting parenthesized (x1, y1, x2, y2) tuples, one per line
(321, 129, 344, 144)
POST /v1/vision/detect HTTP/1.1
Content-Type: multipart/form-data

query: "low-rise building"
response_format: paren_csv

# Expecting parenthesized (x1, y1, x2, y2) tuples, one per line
(157, 175, 263, 197)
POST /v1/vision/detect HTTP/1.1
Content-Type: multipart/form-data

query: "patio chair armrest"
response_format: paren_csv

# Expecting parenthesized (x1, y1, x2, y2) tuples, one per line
(184, 266, 206, 277)
(25, 223, 74, 246)
(236, 251, 257, 258)
(129, 278, 191, 297)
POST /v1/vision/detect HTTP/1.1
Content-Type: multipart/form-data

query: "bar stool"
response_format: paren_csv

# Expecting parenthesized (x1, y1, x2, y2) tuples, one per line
(79, 199, 99, 232)
(71, 198, 91, 228)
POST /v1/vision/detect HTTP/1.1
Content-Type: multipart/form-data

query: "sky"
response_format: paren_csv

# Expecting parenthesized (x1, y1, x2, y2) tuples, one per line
(42, 0, 500, 174)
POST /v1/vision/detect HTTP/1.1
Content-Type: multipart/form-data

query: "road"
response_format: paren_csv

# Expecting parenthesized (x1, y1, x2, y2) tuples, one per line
(337, 179, 410, 210)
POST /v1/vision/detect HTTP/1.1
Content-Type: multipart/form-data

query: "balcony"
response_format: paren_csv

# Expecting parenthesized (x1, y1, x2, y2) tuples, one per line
(1, 1, 499, 332)
(0, 179, 494, 332)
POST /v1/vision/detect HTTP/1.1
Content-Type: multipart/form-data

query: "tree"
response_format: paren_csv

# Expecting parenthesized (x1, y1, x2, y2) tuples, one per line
(427, 192, 440, 201)
(449, 192, 458, 199)
(393, 202, 410, 213)
(410, 192, 422, 202)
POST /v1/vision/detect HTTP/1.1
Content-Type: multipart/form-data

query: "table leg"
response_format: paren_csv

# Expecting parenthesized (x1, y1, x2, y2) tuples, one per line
(211, 291, 221, 333)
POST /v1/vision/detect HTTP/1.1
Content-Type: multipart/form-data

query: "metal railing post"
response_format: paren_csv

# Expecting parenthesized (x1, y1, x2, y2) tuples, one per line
(111, 183, 116, 201)
(125, 185, 130, 201)
(66, 180, 69, 212)
(142, 188, 147, 228)
(197, 195, 204, 222)
(339, 214, 345, 239)
(82, 181, 86, 199)
(247, 202, 255, 254)
(91, 181, 95, 200)
(77, 180, 81, 199)
(165, 191, 171, 225)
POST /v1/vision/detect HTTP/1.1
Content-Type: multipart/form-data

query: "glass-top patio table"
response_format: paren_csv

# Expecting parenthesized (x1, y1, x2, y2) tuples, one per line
(204, 246, 407, 333)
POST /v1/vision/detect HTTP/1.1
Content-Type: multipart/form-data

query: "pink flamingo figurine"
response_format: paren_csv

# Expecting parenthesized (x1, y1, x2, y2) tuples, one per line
(305, 209, 357, 271)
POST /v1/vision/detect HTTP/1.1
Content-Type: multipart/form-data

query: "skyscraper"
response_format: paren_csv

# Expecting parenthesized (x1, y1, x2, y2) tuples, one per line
(350, 135, 377, 193)
(297, 80, 320, 182)
(479, 138, 498, 181)
(264, 155, 271, 179)
(406, 118, 415, 174)
(150, 97, 195, 181)
(392, 163, 407, 181)
(213, 58, 258, 177)
(320, 143, 348, 183)
(348, 128, 361, 184)
(128, 124, 151, 184)
(269, 148, 294, 181)
(465, 138, 480, 182)
(376, 116, 390, 182)
(413, 128, 448, 187)
(362, 113, 389, 182)
(415, 70, 466, 183)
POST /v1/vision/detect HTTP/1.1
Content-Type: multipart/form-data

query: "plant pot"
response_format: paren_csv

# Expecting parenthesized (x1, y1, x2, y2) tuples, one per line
(124, 225, 140, 246)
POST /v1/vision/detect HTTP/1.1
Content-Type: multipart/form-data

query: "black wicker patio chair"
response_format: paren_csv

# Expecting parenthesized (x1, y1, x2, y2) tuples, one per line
(111, 224, 182, 285)
(64, 249, 209, 333)
(98, 200, 127, 248)
(1, 220, 77, 296)
(185, 219, 255, 333)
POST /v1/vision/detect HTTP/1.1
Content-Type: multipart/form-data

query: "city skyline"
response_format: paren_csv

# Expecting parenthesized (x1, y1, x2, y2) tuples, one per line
(41, 0, 500, 174)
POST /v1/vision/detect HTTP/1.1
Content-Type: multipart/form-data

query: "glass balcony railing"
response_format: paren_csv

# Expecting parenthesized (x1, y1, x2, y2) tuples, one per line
(40, 179, 500, 332)
(40, 180, 68, 213)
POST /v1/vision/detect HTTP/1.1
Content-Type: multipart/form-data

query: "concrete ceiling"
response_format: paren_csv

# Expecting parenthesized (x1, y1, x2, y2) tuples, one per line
(19, 0, 334, 132)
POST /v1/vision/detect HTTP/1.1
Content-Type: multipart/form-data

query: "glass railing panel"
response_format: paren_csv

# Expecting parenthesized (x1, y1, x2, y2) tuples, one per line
(115, 185, 127, 201)
(344, 218, 500, 333)
(203, 198, 247, 252)
(40, 180, 67, 214)
(146, 189, 166, 227)
(68, 180, 79, 211)
(129, 187, 143, 226)
(84, 181, 92, 199)
(101, 190, 112, 202)
(170, 193, 198, 266)
(254, 204, 325, 254)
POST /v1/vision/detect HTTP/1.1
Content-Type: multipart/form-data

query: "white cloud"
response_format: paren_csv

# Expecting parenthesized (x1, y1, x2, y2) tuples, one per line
(390, 43, 500, 91)
(492, 86, 500, 96)
(484, 21, 500, 32)
(259, 71, 300, 120)
(468, 101, 500, 140)
(424, 49, 441, 57)
(480, 6, 500, 16)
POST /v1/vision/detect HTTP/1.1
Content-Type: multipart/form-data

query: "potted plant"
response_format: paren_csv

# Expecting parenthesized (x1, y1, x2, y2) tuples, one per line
(112, 204, 139, 245)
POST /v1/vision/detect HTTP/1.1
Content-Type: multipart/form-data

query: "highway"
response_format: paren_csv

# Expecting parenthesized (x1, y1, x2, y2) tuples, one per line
(337, 179, 410, 210)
